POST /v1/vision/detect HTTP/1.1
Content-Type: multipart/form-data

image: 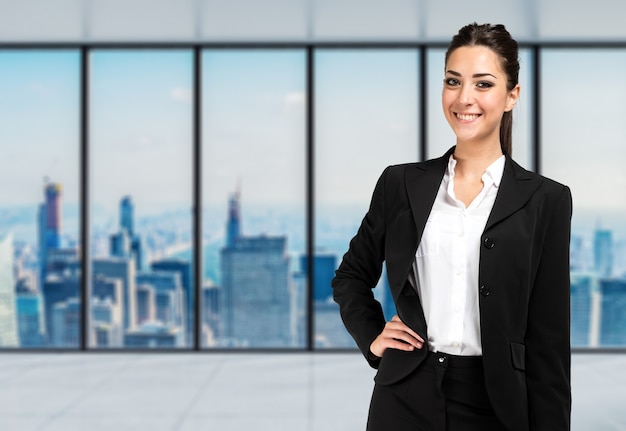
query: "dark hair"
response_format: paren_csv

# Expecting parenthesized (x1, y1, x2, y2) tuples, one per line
(445, 23, 519, 155)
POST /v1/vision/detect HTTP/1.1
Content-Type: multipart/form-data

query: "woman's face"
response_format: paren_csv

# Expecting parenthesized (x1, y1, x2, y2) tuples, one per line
(442, 45, 519, 147)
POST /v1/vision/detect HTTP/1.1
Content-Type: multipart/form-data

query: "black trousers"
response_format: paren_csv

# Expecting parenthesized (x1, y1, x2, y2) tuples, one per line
(367, 352, 507, 431)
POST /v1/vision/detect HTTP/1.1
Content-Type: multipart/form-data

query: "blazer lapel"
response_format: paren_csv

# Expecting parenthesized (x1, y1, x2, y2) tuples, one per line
(405, 147, 452, 243)
(484, 157, 543, 232)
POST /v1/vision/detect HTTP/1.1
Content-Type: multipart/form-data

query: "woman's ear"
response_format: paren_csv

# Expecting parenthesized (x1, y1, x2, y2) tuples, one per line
(505, 84, 521, 112)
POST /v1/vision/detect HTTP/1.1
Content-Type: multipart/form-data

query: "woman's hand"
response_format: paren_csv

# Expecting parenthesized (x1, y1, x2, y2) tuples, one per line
(369, 315, 425, 358)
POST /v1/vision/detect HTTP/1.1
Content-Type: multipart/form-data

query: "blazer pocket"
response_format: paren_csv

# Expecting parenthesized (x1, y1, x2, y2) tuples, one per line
(510, 341, 526, 371)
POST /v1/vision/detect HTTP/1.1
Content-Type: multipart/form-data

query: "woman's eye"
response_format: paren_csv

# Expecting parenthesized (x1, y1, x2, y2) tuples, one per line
(476, 81, 494, 89)
(444, 78, 460, 86)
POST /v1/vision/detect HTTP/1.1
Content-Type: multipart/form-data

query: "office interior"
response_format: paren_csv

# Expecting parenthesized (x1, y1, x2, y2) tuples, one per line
(1, 0, 625, 429)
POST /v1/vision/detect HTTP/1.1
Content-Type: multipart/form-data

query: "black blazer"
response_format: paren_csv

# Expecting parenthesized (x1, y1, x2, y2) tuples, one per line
(332, 147, 572, 431)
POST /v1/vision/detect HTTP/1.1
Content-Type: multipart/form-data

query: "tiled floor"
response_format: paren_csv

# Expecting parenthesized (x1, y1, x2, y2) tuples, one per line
(0, 353, 624, 430)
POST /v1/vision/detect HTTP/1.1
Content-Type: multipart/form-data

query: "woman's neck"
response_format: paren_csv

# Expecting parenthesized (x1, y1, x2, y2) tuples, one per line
(453, 141, 503, 180)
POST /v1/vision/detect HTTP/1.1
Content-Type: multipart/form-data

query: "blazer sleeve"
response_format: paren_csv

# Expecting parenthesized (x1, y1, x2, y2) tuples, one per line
(526, 185, 573, 430)
(332, 167, 388, 368)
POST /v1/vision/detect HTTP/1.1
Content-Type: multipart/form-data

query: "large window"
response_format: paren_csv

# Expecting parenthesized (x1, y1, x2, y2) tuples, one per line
(1, 45, 625, 351)
(201, 50, 306, 348)
(89, 50, 194, 349)
(0, 51, 80, 348)
(314, 50, 419, 348)
(541, 49, 626, 348)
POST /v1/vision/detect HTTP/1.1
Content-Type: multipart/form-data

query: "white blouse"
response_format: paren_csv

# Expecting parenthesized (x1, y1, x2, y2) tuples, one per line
(412, 154, 505, 356)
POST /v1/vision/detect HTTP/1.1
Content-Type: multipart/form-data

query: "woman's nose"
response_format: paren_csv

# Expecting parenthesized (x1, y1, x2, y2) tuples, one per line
(458, 85, 474, 105)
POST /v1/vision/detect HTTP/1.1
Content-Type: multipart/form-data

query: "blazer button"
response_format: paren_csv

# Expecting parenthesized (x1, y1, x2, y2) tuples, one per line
(483, 237, 495, 249)
(480, 285, 491, 297)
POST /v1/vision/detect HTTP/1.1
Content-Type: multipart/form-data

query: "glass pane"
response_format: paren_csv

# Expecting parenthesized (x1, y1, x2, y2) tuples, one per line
(427, 48, 533, 169)
(201, 50, 306, 348)
(315, 49, 419, 348)
(0, 51, 80, 348)
(90, 50, 193, 349)
(541, 49, 626, 348)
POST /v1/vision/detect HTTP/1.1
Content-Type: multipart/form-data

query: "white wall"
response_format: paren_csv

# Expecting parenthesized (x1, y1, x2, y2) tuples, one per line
(0, 0, 625, 43)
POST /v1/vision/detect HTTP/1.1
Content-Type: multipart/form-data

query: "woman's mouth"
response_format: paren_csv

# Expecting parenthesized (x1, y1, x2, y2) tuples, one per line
(455, 113, 481, 121)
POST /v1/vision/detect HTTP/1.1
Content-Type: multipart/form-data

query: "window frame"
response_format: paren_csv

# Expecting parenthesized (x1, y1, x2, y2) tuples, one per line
(1, 41, 625, 353)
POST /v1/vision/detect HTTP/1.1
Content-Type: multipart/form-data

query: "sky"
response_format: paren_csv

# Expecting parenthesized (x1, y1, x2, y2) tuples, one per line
(2, 48, 626, 244)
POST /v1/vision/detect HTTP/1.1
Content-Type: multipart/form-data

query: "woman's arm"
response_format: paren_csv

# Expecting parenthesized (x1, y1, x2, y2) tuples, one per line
(525, 185, 572, 430)
(332, 168, 389, 367)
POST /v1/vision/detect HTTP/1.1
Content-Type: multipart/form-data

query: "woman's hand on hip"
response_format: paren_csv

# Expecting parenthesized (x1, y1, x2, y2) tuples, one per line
(369, 315, 424, 358)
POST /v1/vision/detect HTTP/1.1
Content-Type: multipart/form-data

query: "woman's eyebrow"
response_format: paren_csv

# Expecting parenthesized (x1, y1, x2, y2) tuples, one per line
(446, 70, 497, 79)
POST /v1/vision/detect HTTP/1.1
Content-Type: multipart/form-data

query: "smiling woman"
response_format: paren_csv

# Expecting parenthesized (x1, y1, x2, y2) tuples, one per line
(332, 23, 572, 431)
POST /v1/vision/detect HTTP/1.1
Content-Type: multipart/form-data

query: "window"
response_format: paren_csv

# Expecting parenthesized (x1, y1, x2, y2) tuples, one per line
(1, 44, 624, 352)
(201, 50, 306, 348)
(89, 50, 194, 349)
(0, 50, 80, 348)
(314, 49, 419, 348)
(541, 49, 626, 348)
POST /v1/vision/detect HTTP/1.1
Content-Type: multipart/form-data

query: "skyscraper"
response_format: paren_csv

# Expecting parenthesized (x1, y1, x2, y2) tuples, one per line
(570, 273, 594, 347)
(202, 282, 220, 346)
(91, 297, 123, 347)
(299, 252, 336, 302)
(151, 259, 192, 343)
(136, 271, 185, 331)
(226, 188, 241, 248)
(110, 196, 142, 270)
(42, 273, 79, 346)
(16, 276, 45, 347)
(594, 227, 613, 277)
(219, 190, 292, 347)
(93, 257, 136, 331)
(599, 278, 626, 346)
(38, 181, 63, 285)
(44, 183, 62, 249)
(0, 233, 19, 347)
(136, 283, 156, 325)
(51, 297, 80, 347)
(91, 274, 124, 347)
(120, 196, 134, 238)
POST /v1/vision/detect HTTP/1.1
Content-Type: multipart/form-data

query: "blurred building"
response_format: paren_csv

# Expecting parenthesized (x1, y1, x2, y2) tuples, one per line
(91, 297, 123, 347)
(202, 281, 220, 346)
(93, 257, 136, 331)
(110, 196, 143, 270)
(15, 276, 45, 347)
(594, 227, 613, 278)
(51, 297, 80, 347)
(570, 273, 594, 347)
(299, 252, 336, 302)
(136, 271, 185, 331)
(91, 275, 124, 347)
(599, 278, 626, 346)
(124, 322, 183, 348)
(151, 259, 192, 343)
(219, 190, 292, 347)
(42, 271, 79, 345)
(136, 283, 156, 325)
(0, 233, 19, 347)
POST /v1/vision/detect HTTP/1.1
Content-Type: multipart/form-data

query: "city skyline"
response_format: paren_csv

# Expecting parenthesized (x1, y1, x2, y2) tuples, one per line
(3, 175, 626, 349)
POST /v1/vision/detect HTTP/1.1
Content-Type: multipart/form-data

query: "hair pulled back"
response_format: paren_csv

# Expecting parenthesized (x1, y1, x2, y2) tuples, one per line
(445, 23, 519, 155)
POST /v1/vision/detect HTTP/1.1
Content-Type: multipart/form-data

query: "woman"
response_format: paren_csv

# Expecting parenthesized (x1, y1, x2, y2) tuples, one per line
(332, 23, 572, 431)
